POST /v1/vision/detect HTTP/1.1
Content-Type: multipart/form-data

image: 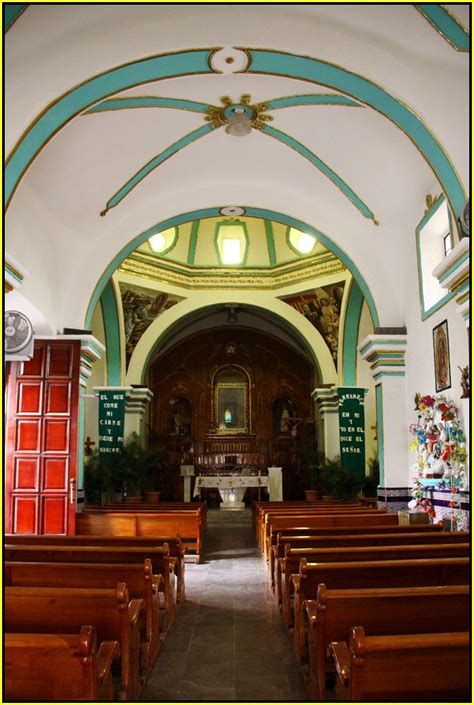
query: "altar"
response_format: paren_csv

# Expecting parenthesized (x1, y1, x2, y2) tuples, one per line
(193, 474, 270, 510)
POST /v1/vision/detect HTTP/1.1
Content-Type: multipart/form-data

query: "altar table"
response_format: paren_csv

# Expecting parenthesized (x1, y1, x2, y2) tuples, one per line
(193, 475, 269, 509)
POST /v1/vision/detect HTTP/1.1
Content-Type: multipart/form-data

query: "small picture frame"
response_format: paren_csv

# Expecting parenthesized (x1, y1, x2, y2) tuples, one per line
(432, 319, 451, 392)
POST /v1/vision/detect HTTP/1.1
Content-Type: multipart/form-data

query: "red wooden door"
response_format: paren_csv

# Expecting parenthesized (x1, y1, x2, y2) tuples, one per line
(5, 340, 80, 534)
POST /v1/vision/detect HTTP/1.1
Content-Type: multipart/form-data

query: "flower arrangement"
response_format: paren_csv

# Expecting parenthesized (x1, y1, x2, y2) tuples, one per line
(408, 393, 466, 527)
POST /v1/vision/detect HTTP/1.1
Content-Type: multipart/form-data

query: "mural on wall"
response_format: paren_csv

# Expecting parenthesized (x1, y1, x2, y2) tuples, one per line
(119, 283, 183, 366)
(281, 281, 345, 368)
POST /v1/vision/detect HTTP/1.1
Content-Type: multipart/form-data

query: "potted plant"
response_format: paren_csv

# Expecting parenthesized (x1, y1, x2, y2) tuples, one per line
(301, 446, 326, 500)
(84, 450, 123, 505)
(322, 456, 363, 502)
(361, 457, 380, 499)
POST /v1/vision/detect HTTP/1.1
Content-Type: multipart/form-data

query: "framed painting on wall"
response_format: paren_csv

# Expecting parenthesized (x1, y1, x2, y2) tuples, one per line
(432, 319, 451, 392)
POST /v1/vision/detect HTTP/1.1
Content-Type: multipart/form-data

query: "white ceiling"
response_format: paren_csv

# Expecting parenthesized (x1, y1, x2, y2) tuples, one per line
(5, 4, 469, 334)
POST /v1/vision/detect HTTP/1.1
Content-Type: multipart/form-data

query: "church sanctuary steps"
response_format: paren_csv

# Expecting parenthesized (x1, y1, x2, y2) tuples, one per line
(5, 559, 162, 671)
(278, 543, 470, 625)
(305, 583, 470, 699)
(5, 533, 187, 603)
(4, 626, 118, 702)
(330, 627, 470, 702)
(5, 584, 144, 701)
(292, 556, 470, 663)
(77, 510, 203, 561)
(5, 543, 178, 625)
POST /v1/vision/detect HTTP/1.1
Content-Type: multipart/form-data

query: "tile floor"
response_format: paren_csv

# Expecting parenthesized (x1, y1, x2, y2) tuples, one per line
(140, 508, 309, 702)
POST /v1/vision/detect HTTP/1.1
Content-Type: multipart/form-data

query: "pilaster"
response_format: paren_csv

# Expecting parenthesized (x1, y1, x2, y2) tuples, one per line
(358, 332, 408, 508)
(433, 238, 470, 326)
(311, 386, 340, 458)
(125, 386, 154, 442)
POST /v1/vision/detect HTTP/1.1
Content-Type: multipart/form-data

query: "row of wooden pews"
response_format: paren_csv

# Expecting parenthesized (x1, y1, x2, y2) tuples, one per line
(4, 500, 206, 701)
(255, 499, 471, 702)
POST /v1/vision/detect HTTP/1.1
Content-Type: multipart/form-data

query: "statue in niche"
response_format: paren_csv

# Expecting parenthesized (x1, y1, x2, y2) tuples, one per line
(280, 406, 291, 433)
(169, 397, 191, 435)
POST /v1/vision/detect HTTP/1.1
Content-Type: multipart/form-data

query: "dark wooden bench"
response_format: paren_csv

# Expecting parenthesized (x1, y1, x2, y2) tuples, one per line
(330, 627, 470, 701)
(278, 542, 470, 625)
(87, 502, 208, 530)
(5, 533, 187, 603)
(5, 543, 177, 626)
(292, 556, 470, 662)
(4, 625, 118, 702)
(5, 558, 162, 671)
(268, 524, 446, 586)
(5, 584, 143, 701)
(259, 507, 385, 552)
(77, 511, 203, 561)
(305, 583, 470, 699)
(263, 513, 400, 559)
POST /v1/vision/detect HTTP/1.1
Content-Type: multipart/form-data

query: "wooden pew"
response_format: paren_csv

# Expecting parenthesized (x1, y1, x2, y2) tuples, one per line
(268, 524, 446, 586)
(305, 583, 470, 699)
(330, 627, 470, 701)
(278, 542, 470, 625)
(5, 533, 187, 603)
(5, 543, 177, 627)
(292, 556, 470, 662)
(258, 507, 385, 552)
(77, 511, 203, 561)
(271, 529, 469, 598)
(5, 584, 143, 701)
(87, 502, 208, 530)
(263, 513, 401, 559)
(5, 559, 162, 671)
(4, 625, 118, 702)
(253, 501, 365, 535)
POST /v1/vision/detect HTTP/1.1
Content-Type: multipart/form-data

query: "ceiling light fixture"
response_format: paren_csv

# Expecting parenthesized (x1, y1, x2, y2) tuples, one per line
(225, 107, 252, 137)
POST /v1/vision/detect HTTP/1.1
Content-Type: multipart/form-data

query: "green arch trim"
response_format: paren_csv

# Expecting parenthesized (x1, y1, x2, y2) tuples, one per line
(375, 383, 385, 485)
(187, 220, 200, 265)
(100, 281, 122, 385)
(261, 124, 376, 222)
(85, 96, 211, 114)
(247, 49, 466, 216)
(342, 279, 366, 386)
(416, 4, 469, 52)
(4, 4, 28, 32)
(102, 123, 215, 214)
(266, 94, 361, 109)
(84, 206, 381, 330)
(5, 47, 465, 218)
(264, 219, 277, 265)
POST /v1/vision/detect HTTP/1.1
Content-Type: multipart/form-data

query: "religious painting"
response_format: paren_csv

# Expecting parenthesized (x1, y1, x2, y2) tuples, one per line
(213, 366, 249, 434)
(119, 283, 183, 367)
(280, 281, 345, 369)
(433, 319, 451, 392)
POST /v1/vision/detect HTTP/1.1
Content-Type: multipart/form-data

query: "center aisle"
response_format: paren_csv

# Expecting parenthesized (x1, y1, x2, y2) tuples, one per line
(141, 508, 309, 701)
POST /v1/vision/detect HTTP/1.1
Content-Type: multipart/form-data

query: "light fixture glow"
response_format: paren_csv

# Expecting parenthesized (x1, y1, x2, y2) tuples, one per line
(149, 232, 167, 252)
(225, 107, 252, 137)
(289, 227, 317, 254)
(222, 238, 242, 264)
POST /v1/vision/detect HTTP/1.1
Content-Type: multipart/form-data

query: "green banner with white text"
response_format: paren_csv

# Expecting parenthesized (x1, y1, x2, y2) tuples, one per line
(337, 387, 366, 475)
(98, 390, 126, 454)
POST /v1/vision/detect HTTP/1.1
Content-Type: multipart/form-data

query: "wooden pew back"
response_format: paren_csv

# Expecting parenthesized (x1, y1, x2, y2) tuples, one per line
(331, 627, 470, 701)
(307, 583, 470, 699)
(4, 626, 118, 702)
(5, 584, 143, 700)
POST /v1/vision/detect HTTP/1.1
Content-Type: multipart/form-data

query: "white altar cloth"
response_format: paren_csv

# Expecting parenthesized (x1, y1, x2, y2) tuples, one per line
(193, 475, 269, 509)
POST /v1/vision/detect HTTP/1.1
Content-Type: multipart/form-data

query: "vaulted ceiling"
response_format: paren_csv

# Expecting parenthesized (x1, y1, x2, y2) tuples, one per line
(5, 4, 469, 334)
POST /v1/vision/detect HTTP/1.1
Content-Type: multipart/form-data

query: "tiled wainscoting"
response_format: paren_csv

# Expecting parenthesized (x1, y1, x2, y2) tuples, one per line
(377, 486, 470, 531)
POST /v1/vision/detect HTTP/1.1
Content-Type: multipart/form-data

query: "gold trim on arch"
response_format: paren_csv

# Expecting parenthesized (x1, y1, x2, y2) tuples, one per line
(414, 5, 470, 52)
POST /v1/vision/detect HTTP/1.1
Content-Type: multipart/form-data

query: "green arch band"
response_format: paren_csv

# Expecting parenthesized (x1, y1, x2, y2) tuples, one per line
(247, 50, 466, 215)
(100, 281, 122, 385)
(5, 49, 213, 206)
(85, 96, 211, 114)
(261, 124, 375, 221)
(265, 95, 361, 109)
(85, 206, 380, 330)
(342, 279, 365, 385)
(5, 48, 465, 217)
(103, 123, 215, 213)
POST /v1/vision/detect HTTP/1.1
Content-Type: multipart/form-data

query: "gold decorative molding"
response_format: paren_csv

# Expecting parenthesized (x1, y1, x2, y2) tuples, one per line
(205, 94, 273, 130)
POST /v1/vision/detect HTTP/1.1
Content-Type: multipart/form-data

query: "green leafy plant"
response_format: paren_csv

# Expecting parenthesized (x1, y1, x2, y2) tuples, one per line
(361, 457, 380, 497)
(322, 455, 363, 502)
(300, 445, 326, 493)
